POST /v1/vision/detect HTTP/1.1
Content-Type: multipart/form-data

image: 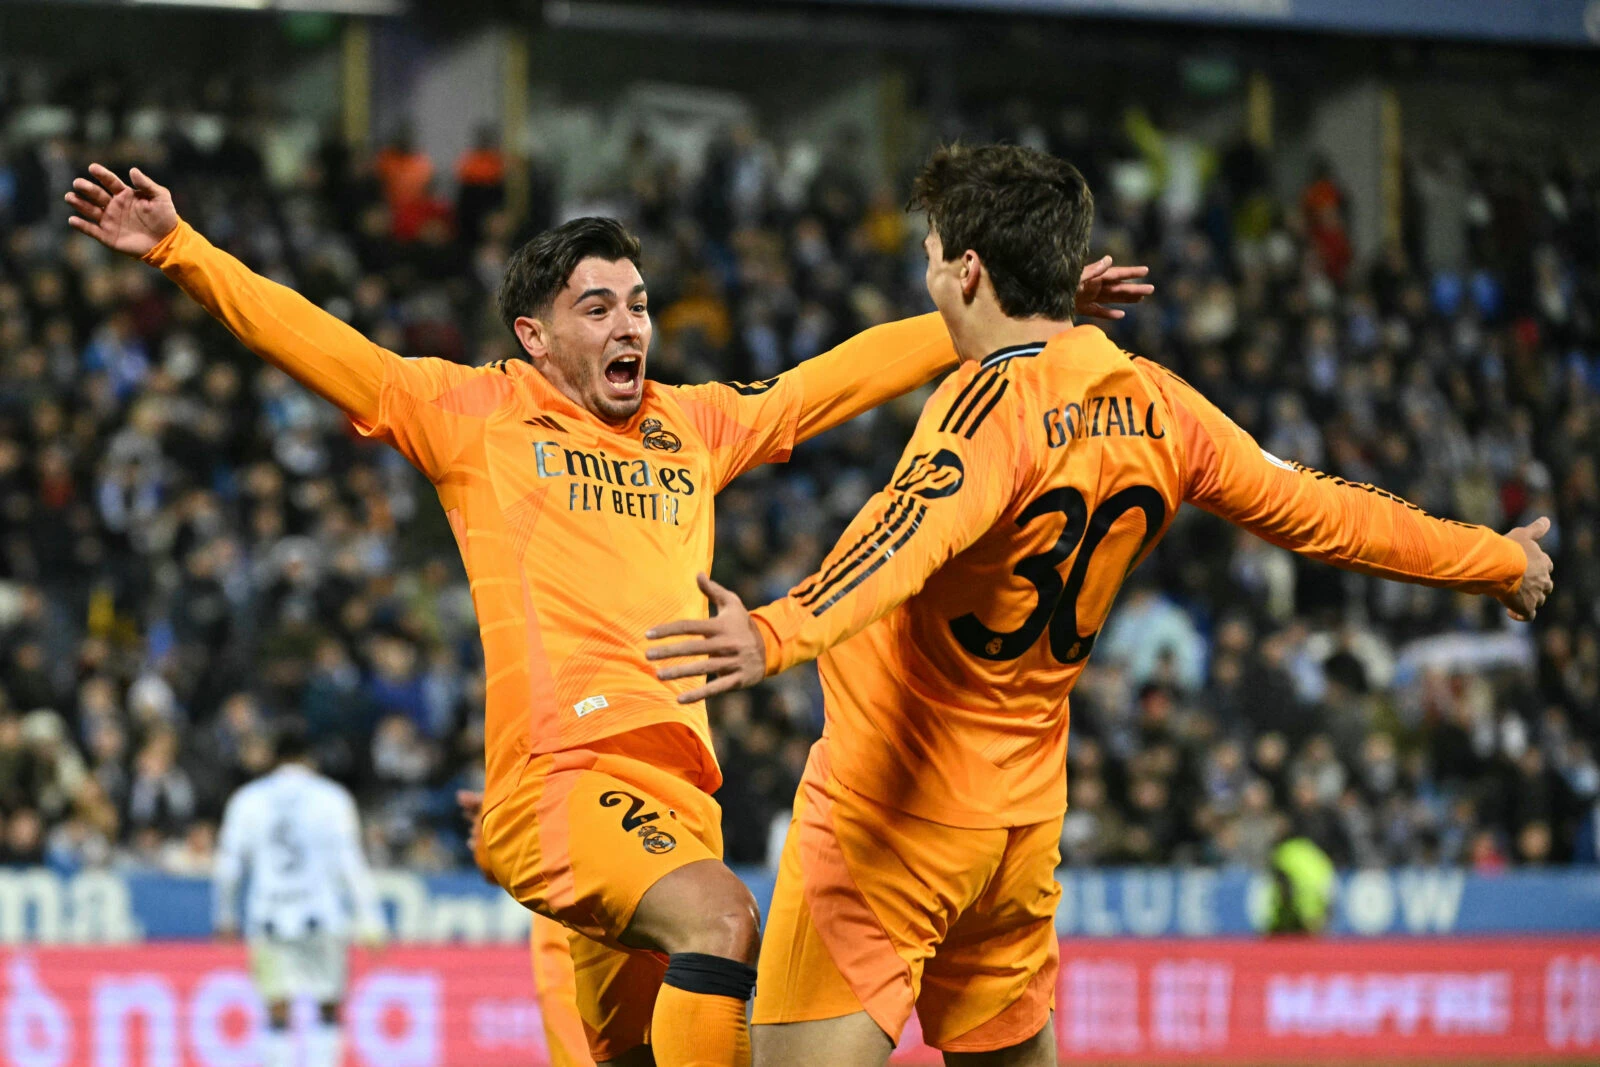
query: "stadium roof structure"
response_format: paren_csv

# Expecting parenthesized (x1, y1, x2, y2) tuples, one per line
(105, 0, 407, 15)
(779, 0, 1600, 49)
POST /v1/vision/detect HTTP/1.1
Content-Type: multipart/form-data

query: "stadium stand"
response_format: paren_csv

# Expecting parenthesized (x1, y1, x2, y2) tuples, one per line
(0, 59, 1596, 883)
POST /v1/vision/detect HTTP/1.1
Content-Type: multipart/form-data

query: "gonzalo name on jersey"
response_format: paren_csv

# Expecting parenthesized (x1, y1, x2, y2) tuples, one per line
(1042, 394, 1166, 447)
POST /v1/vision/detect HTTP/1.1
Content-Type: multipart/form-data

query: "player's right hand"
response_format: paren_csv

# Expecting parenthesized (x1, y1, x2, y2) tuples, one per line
(214, 924, 240, 944)
(65, 163, 180, 258)
(1499, 515, 1554, 622)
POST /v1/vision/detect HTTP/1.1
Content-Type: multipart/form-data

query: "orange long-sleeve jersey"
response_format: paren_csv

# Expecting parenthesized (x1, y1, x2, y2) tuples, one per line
(143, 222, 957, 811)
(751, 325, 1527, 828)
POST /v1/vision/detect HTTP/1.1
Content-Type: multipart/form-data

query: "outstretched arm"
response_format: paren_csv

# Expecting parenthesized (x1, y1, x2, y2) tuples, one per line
(1149, 360, 1554, 620)
(69, 164, 397, 420)
(66, 165, 481, 479)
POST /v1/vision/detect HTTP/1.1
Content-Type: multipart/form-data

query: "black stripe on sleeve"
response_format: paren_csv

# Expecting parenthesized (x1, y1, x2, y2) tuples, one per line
(961, 378, 1010, 439)
(798, 498, 918, 609)
(792, 498, 908, 604)
(811, 504, 928, 616)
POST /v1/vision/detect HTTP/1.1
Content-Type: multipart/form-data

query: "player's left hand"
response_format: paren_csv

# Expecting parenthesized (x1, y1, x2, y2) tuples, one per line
(647, 573, 766, 703)
(1076, 255, 1153, 321)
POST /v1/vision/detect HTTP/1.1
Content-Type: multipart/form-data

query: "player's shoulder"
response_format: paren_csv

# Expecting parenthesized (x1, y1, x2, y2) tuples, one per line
(403, 354, 528, 411)
(308, 772, 357, 805)
(1031, 325, 1169, 399)
(662, 374, 785, 405)
(924, 344, 1036, 439)
(223, 775, 270, 813)
(652, 375, 790, 444)
(1038, 323, 1131, 371)
(457, 355, 526, 378)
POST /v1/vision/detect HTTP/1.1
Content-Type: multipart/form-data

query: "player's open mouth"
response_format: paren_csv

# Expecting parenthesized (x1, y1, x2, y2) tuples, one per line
(603, 354, 642, 396)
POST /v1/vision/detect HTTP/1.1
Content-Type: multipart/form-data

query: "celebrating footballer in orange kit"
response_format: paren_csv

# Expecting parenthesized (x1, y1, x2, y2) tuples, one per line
(64, 161, 1151, 1067)
(648, 144, 1556, 1067)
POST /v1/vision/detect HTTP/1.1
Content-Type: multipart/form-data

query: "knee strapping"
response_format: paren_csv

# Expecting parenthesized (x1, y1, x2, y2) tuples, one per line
(662, 952, 757, 1001)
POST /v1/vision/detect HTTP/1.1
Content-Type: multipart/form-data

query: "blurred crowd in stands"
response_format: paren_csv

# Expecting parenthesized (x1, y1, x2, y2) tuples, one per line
(0, 66, 1597, 878)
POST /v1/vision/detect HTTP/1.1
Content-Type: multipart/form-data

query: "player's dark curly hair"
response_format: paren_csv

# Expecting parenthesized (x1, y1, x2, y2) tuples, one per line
(909, 143, 1093, 320)
(497, 216, 643, 332)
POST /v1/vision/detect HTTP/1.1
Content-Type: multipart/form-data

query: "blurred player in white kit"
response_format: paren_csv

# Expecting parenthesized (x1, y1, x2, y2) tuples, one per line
(214, 726, 386, 1067)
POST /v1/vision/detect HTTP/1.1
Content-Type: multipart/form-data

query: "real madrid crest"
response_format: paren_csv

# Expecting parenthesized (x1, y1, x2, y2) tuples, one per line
(640, 417, 682, 453)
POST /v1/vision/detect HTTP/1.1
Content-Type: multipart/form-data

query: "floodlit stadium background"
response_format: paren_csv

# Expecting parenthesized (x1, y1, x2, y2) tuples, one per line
(1, 0, 1599, 1063)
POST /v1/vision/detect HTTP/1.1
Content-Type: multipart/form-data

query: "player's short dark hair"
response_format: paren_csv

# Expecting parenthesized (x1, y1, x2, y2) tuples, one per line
(274, 720, 312, 763)
(909, 143, 1094, 321)
(496, 217, 643, 333)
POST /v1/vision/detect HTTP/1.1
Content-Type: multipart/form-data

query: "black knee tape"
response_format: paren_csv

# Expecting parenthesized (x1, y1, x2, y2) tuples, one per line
(662, 952, 757, 1001)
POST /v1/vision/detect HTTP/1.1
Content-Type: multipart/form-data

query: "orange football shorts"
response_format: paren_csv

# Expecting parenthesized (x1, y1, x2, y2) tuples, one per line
(753, 739, 1060, 1053)
(483, 723, 724, 1061)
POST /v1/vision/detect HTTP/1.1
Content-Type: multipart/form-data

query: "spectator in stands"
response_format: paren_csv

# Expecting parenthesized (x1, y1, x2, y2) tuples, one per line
(1060, 775, 1124, 866)
(126, 728, 196, 837)
(454, 123, 506, 246)
(2, 808, 46, 867)
(375, 123, 450, 242)
(1301, 157, 1351, 284)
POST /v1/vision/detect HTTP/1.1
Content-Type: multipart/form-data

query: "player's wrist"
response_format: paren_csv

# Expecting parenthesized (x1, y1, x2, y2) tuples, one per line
(140, 217, 190, 267)
(748, 609, 786, 675)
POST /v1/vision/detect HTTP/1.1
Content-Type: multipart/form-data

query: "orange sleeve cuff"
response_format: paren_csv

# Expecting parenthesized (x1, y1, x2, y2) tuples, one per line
(751, 603, 798, 676)
(1491, 534, 1527, 598)
(142, 219, 193, 269)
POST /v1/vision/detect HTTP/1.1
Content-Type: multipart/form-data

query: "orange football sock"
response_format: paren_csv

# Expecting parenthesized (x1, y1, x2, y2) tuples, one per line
(650, 953, 756, 1067)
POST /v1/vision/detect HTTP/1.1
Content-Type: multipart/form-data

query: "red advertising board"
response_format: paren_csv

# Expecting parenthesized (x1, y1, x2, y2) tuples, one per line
(4, 939, 1600, 1065)
(1041, 939, 1600, 1065)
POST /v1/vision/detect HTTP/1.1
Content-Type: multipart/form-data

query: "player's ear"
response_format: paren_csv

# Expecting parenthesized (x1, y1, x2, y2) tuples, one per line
(513, 315, 550, 361)
(960, 249, 983, 301)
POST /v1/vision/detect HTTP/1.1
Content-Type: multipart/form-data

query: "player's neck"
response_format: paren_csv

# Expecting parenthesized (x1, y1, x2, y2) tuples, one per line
(949, 305, 1075, 365)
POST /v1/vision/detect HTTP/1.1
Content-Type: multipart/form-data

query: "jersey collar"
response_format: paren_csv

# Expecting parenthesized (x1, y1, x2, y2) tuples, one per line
(980, 341, 1047, 369)
(513, 359, 656, 436)
(980, 324, 1107, 369)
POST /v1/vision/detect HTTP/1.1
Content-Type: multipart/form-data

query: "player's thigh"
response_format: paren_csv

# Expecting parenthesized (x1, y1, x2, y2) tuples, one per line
(623, 856, 760, 962)
(941, 1015, 1056, 1067)
(568, 926, 667, 1064)
(753, 1013, 893, 1067)
(482, 751, 721, 944)
(917, 821, 1061, 1055)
